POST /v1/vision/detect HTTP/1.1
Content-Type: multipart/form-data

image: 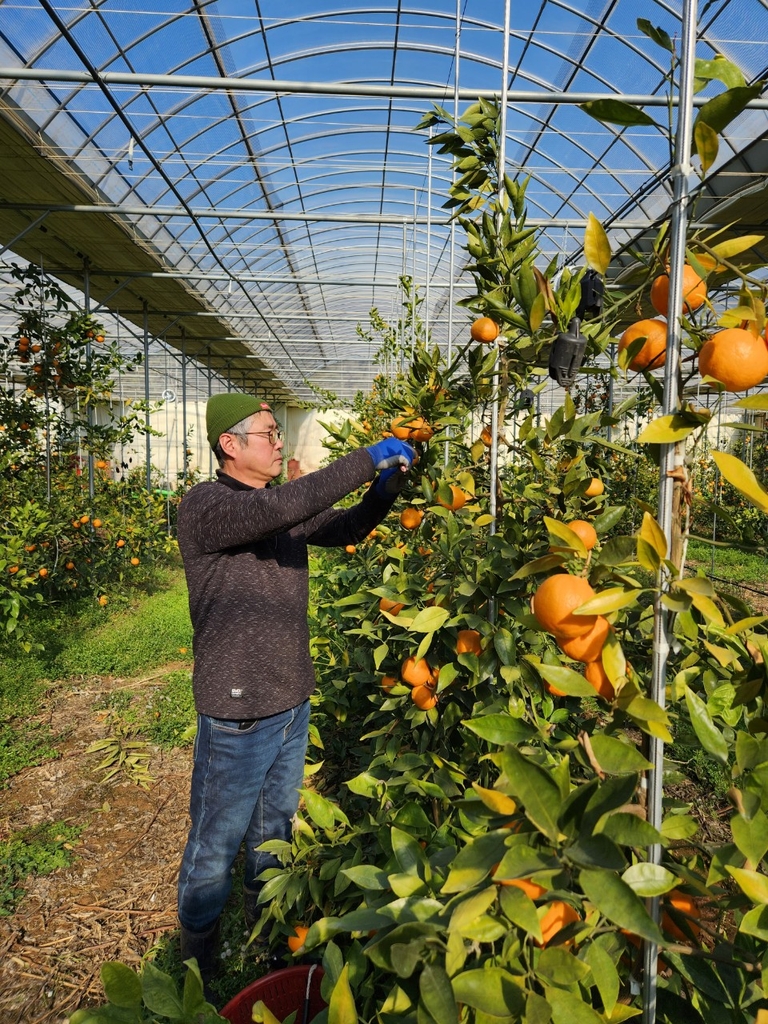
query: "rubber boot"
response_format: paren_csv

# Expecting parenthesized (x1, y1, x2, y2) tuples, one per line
(179, 917, 220, 1003)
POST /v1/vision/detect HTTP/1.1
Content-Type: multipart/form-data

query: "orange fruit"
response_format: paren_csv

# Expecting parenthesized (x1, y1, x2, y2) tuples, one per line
(618, 319, 668, 372)
(565, 520, 598, 550)
(650, 264, 707, 317)
(584, 659, 615, 700)
(436, 485, 467, 511)
(698, 328, 768, 392)
(130, 557, 140, 566)
(558, 616, 610, 663)
(480, 427, 493, 447)
(381, 675, 398, 693)
(456, 629, 482, 656)
(400, 508, 424, 530)
(95, 460, 108, 470)
(38, 567, 48, 578)
(287, 924, 309, 953)
(584, 478, 604, 498)
(401, 656, 432, 687)
(662, 889, 701, 943)
(470, 317, 500, 343)
(537, 901, 579, 947)
(379, 596, 405, 615)
(494, 875, 547, 898)
(411, 682, 438, 710)
(8, 566, 19, 574)
(92, 519, 102, 528)
(391, 415, 432, 442)
(532, 574, 597, 639)
(80, 514, 90, 524)
(116, 539, 125, 547)
(344, 544, 356, 554)
(98, 595, 108, 606)
(24, 544, 36, 552)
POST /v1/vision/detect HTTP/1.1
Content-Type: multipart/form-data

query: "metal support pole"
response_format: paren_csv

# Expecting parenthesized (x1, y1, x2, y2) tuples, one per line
(488, 0, 512, 542)
(445, 0, 461, 468)
(207, 349, 213, 480)
(426, 125, 433, 344)
(143, 302, 151, 492)
(643, 1, 698, 1021)
(181, 331, 188, 489)
(412, 190, 417, 357)
(83, 259, 94, 503)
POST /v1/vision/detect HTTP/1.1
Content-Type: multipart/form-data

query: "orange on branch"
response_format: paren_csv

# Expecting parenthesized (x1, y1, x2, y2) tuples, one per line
(584, 478, 604, 498)
(344, 544, 357, 554)
(399, 507, 424, 530)
(584, 659, 615, 700)
(401, 656, 433, 687)
(532, 574, 597, 639)
(436, 485, 468, 511)
(381, 675, 398, 693)
(379, 596, 405, 615)
(470, 317, 500, 343)
(558, 616, 610, 663)
(494, 875, 547, 899)
(411, 682, 438, 710)
(618, 319, 668, 372)
(391, 414, 432, 442)
(698, 328, 768, 392)
(480, 427, 493, 447)
(456, 629, 482, 656)
(565, 519, 598, 550)
(650, 264, 707, 317)
(287, 924, 309, 953)
(537, 901, 579, 947)
(662, 889, 701, 943)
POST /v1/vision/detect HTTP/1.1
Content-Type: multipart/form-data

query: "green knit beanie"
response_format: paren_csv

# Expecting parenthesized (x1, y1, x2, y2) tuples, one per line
(206, 394, 272, 448)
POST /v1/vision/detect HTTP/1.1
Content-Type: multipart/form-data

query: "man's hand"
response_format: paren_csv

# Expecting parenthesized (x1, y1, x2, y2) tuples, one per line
(366, 437, 416, 471)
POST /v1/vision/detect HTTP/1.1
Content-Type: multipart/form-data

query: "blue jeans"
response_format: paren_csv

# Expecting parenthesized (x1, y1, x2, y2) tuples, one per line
(177, 699, 310, 932)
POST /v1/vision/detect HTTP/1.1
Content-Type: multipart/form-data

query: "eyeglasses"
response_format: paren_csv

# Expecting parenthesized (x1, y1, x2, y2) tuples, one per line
(243, 427, 284, 446)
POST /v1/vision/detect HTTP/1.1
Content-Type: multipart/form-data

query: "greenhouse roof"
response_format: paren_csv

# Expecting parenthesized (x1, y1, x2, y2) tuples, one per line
(0, 1, 766, 403)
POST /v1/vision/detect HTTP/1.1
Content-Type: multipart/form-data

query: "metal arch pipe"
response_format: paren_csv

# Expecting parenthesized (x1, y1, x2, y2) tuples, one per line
(3, 67, 768, 106)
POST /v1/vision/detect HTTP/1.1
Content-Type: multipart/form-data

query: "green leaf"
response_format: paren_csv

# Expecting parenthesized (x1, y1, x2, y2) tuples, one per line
(739, 903, 768, 940)
(727, 866, 768, 905)
(579, 869, 664, 943)
(141, 961, 184, 1018)
(251, 1001, 283, 1024)
(449, 886, 497, 936)
(694, 121, 719, 174)
(538, 946, 591, 986)
(451, 968, 525, 1017)
(101, 962, 142, 1009)
(621, 862, 677, 898)
(692, 84, 764, 152)
(341, 865, 390, 890)
(731, 810, 768, 868)
(329, 963, 358, 1024)
(584, 214, 611, 276)
(391, 826, 425, 875)
(547, 986, 606, 1024)
(511, 554, 565, 579)
(660, 815, 699, 841)
(502, 746, 563, 842)
(409, 606, 450, 633)
(580, 99, 657, 128)
(497, 884, 543, 943)
(588, 734, 652, 775)
(638, 511, 667, 559)
(694, 56, 745, 90)
(636, 415, 698, 444)
(441, 831, 510, 893)
(420, 963, 458, 1024)
(637, 18, 674, 52)
(461, 714, 534, 745)
(573, 588, 639, 615)
(711, 450, 768, 513)
(684, 687, 730, 764)
(538, 663, 597, 697)
(584, 941, 620, 1015)
(301, 788, 337, 829)
(600, 813, 664, 849)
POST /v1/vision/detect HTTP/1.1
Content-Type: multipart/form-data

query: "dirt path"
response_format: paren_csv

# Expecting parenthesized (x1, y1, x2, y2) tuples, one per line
(0, 671, 192, 1024)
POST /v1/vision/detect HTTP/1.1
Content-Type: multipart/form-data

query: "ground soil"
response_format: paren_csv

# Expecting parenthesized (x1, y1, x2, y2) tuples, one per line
(0, 669, 193, 1024)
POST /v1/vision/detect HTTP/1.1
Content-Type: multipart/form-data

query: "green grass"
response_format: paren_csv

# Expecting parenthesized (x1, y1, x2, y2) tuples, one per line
(0, 722, 57, 787)
(0, 820, 84, 916)
(687, 539, 768, 587)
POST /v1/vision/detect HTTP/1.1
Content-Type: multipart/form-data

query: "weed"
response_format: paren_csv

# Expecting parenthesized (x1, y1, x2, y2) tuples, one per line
(86, 712, 154, 789)
(0, 722, 57, 786)
(0, 820, 83, 916)
(141, 670, 196, 749)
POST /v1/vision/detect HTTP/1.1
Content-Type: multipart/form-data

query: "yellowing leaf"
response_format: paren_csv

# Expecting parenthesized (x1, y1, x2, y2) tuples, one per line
(471, 783, 517, 816)
(726, 866, 768, 905)
(639, 511, 667, 559)
(637, 415, 698, 445)
(733, 395, 768, 411)
(585, 213, 611, 275)
(712, 450, 768, 513)
(694, 121, 719, 174)
(709, 234, 765, 260)
(574, 588, 640, 615)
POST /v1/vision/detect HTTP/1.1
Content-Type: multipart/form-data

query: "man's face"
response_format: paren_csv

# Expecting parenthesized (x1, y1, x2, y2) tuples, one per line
(220, 411, 284, 487)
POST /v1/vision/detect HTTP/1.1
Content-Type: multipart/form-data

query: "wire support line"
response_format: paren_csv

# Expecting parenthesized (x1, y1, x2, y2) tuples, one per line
(3, 68, 768, 107)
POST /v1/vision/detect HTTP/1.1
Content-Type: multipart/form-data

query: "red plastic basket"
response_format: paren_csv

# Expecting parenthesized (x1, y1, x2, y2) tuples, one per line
(220, 964, 326, 1024)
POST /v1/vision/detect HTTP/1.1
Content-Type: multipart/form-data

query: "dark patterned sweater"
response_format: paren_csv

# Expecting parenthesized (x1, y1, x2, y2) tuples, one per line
(177, 448, 391, 718)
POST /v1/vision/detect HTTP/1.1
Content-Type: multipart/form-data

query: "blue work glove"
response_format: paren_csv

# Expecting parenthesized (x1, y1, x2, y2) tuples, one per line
(366, 437, 415, 471)
(366, 438, 416, 499)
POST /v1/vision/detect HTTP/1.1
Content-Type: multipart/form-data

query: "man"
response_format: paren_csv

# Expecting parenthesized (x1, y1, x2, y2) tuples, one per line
(175, 393, 414, 986)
